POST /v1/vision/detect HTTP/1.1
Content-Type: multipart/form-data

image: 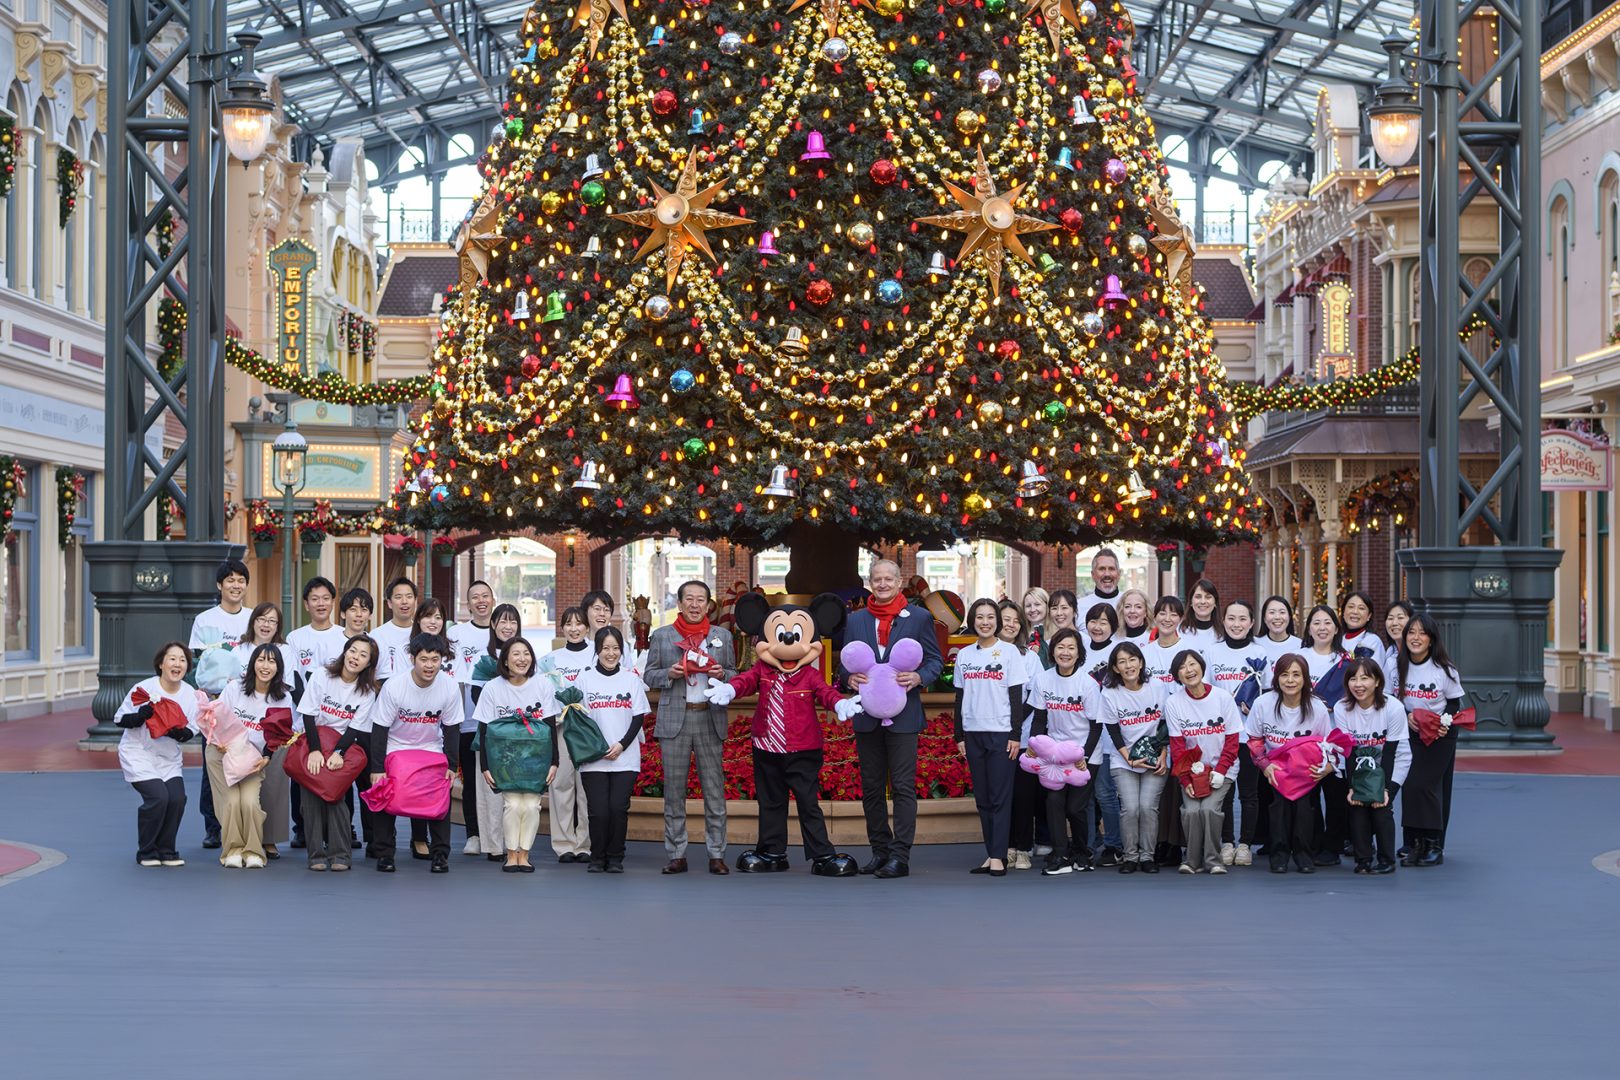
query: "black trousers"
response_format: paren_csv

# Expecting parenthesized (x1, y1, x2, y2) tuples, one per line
(1010, 764, 1043, 852)
(197, 762, 219, 837)
(580, 770, 635, 864)
(1268, 786, 1318, 856)
(1404, 727, 1457, 838)
(753, 748, 834, 861)
(963, 732, 1017, 860)
(132, 778, 186, 861)
(459, 730, 479, 839)
(1318, 771, 1350, 855)
(854, 728, 917, 862)
(354, 769, 379, 855)
(373, 808, 450, 859)
(1349, 800, 1397, 864)
(1238, 745, 1270, 847)
(1045, 781, 1094, 862)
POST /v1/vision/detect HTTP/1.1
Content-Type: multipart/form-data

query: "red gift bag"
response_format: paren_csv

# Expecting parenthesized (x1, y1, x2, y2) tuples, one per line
(1412, 707, 1477, 746)
(1171, 745, 1212, 799)
(132, 686, 191, 741)
(283, 726, 368, 803)
(261, 707, 296, 752)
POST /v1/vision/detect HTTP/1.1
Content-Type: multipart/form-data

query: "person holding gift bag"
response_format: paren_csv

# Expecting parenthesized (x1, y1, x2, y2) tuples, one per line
(1393, 614, 1467, 868)
(573, 626, 651, 874)
(953, 599, 1029, 877)
(115, 642, 203, 867)
(1099, 641, 1167, 874)
(229, 604, 297, 857)
(1202, 599, 1269, 866)
(1026, 629, 1106, 876)
(366, 634, 464, 873)
(1163, 651, 1242, 876)
(293, 636, 380, 871)
(205, 645, 294, 868)
(539, 607, 598, 865)
(473, 636, 560, 873)
(1333, 659, 1411, 875)
(1245, 654, 1333, 874)
(999, 601, 1042, 871)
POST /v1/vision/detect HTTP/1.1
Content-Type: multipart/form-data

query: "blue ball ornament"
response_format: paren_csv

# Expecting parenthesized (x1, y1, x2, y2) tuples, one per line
(430, 484, 450, 504)
(877, 279, 903, 305)
(670, 368, 697, 393)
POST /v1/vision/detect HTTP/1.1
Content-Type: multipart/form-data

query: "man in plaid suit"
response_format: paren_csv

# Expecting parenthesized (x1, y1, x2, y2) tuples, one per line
(642, 581, 737, 875)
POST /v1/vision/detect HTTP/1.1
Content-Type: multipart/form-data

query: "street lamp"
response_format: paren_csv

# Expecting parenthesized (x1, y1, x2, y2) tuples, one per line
(272, 418, 308, 620)
(1368, 33, 1421, 168)
(219, 30, 274, 164)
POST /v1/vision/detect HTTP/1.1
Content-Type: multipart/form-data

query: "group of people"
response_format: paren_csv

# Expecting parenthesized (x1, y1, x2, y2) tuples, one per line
(113, 550, 1467, 880)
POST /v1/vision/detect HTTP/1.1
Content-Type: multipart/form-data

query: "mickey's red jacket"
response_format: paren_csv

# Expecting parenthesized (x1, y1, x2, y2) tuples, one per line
(727, 662, 845, 754)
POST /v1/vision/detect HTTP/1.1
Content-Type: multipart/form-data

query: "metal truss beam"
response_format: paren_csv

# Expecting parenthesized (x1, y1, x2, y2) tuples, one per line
(254, 0, 451, 50)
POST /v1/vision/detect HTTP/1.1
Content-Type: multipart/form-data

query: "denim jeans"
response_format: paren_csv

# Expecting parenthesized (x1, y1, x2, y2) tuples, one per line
(1089, 757, 1123, 850)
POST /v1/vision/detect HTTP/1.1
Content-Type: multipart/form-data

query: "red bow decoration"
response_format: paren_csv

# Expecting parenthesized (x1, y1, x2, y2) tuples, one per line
(1410, 707, 1477, 746)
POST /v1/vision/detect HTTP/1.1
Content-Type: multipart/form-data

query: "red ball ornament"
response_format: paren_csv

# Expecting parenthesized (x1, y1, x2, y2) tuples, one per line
(805, 279, 834, 307)
(1060, 208, 1084, 233)
(652, 89, 678, 116)
(521, 354, 542, 378)
(995, 340, 1020, 362)
(868, 158, 898, 186)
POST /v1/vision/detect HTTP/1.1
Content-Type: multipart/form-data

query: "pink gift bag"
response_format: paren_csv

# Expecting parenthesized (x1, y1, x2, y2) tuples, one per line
(361, 750, 452, 819)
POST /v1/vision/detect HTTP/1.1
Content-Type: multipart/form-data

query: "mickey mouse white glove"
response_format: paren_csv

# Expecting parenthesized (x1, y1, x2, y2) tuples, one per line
(834, 696, 863, 723)
(704, 681, 737, 707)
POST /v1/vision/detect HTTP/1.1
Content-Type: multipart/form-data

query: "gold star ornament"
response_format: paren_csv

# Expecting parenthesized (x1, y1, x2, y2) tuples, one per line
(1023, 0, 1083, 57)
(455, 190, 504, 288)
(573, 0, 630, 58)
(612, 152, 750, 291)
(1146, 181, 1197, 295)
(786, 0, 875, 38)
(914, 149, 1057, 296)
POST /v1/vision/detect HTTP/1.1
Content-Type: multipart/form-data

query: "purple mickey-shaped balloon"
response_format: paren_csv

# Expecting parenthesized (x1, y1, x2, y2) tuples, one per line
(841, 637, 925, 726)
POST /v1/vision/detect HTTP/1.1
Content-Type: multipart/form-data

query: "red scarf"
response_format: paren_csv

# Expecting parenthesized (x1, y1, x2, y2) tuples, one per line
(675, 614, 713, 646)
(867, 593, 907, 648)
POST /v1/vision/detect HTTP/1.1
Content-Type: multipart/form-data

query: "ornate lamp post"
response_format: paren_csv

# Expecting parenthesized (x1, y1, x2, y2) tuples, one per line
(271, 419, 307, 625)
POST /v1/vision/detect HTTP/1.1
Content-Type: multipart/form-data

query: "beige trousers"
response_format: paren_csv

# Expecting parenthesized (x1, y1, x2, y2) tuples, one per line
(502, 792, 543, 852)
(548, 747, 591, 856)
(205, 744, 266, 862)
(474, 766, 505, 852)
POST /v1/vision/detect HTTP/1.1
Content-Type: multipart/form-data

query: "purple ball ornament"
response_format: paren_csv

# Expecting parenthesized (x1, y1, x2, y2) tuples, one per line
(1104, 158, 1128, 185)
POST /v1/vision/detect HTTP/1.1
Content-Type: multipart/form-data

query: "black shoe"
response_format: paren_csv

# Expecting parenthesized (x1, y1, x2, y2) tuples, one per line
(202, 833, 222, 850)
(1098, 848, 1121, 867)
(290, 835, 307, 850)
(1353, 861, 1373, 875)
(1074, 856, 1096, 872)
(1312, 851, 1340, 867)
(811, 854, 859, 877)
(1139, 859, 1159, 874)
(874, 857, 909, 879)
(1374, 860, 1397, 875)
(376, 853, 395, 873)
(1401, 839, 1429, 867)
(1396, 843, 1412, 860)
(1118, 860, 1137, 875)
(351, 834, 362, 850)
(518, 863, 535, 873)
(1041, 857, 1074, 876)
(558, 852, 578, 864)
(605, 860, 625, 874)
(859, 855, 887, 875)
(411, 842, 432, 861)
(430, 854, 449, 873)
(1270, 853, 1289, 874)
(1415, 844, 1444, 867)
(1293, 853, 1316, 874)
(502, 863, 524, 874)
(586, 860, 606, 873)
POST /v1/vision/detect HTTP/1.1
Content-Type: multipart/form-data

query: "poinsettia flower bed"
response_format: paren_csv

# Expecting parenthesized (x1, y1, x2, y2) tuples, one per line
(634, 711, 972, 800)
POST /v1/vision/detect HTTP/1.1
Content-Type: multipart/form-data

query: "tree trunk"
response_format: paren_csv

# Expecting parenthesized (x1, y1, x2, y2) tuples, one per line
(781, 521, 864, 596)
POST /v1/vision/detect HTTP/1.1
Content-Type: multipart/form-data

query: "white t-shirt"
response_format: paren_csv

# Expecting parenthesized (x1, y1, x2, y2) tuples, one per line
(1100, 682, 1165, 773)
(116, 677, 201, 783)
(472, 676, 558, 725)
(1341, 628, 1392, 672)
(230, 642, 298, 687)
(1204, 639, 1271, 704)
(1029, 667, 1105, 762)
(1078, 589, 1122, 613)
(1164, 685, 1243, 781)
(540, 643, 596, 689)
(218, 680, 294, 753)
(447, 622, 492, 684)
(1333, 698, 1412, 787)
(1011, 645, 1044, 742)
(286, 624, 346, 684)
(1242, 694, 1333, 754)
(1257, 634, 1305, 670)
(190, 604, 251, 651)
(370, 621, 416, 680)
(1179, 625, 1220, 654)
(296, 670, 378, 735)
(371, 671, 465, 756)
(574, 666, 649, 774)
(1140, 635, 1200, 687)
(952, 641, 1027, 733)
(1393, 657, 1464, 714)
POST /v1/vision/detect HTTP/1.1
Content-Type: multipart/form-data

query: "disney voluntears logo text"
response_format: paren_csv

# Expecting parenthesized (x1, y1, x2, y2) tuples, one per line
(319, 700, 360, 723)
(398, 710, 444, 726)
(586, 692, 635, 710)
(961, 664, 1005, 681)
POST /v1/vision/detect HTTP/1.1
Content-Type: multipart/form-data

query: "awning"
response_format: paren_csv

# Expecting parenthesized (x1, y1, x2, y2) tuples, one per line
(1245, 416, 1495, 469)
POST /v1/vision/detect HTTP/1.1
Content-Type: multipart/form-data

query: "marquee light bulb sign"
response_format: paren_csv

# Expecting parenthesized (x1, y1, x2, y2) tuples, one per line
(268, 239, 319, 375)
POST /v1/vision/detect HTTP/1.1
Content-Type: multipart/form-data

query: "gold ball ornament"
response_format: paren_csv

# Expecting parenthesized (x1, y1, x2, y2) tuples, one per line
(1106, 78, 1126, 101)
(540, 191, 565, 215)
(1126, 234, 1149, 258)
(849, 222, 875, 246)
(1140, 318, 1161, 342)
(963, 492, 988, 515)
(874, 0, 905, 14)
(975, 400, 1004, 424)
(433, 398, 454, 419)
(954, 109, 983, 134)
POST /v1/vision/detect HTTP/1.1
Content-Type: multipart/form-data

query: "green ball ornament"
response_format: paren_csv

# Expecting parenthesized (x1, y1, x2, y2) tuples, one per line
(911, 58, 932, 76)
(504, 117, 523, 139)
(580, 180, 606, 207)
(1041, 400, 1069, 423)
(682, 437, 708, 459)
(984, 0, 1006, 12)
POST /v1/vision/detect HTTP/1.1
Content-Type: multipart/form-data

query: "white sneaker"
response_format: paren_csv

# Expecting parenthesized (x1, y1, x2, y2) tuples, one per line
(1032, 844, 1053, 857)
(243, 854, 266, 869)
(160, 857, 185, 867)
(463, 837, 481, 856)
(1010, 850, 1031, 870)
(1219, 843, 1235, 866)
(222, 852, 244, 869)
(1235, 844, 1253, 866)
(138, 858, 162, 867)
(1210, 864, 1228, 875)
(1177, 862, 1196, 874)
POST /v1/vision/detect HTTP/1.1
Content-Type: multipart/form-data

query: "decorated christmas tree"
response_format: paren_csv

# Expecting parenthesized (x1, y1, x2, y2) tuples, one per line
(400, 0, 1254, 587)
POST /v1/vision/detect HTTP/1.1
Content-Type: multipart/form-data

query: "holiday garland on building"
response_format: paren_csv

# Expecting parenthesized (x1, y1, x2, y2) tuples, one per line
(0, 456, 22, 540)
(247, 497, 399, 541)
(396, 0, 1256, 549)
(55, 466, 85, 546)
(0, 116, 15, 199)
(57, 148, 81, 226)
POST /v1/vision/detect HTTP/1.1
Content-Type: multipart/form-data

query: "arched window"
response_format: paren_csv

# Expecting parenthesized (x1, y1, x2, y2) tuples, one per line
(1550, 195, 1571, 366)
(1, 96, 17, 289)
(86, 134, 103, 318)
(63, 129, 84, 312)
(31, 109, 51, 299)
(1600, 171, 1620, 332)
(1407, 262, 1421, 355)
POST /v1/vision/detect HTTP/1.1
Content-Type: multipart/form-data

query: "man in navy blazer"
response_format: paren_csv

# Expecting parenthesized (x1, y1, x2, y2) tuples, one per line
(838, 559, 943, 878)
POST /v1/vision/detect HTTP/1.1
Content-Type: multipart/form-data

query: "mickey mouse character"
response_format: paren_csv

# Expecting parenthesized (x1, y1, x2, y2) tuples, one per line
(706, 593, 864, 875)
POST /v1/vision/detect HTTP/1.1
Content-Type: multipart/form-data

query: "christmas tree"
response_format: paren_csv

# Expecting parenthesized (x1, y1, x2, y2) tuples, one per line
(400, 0, 1254, 586)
